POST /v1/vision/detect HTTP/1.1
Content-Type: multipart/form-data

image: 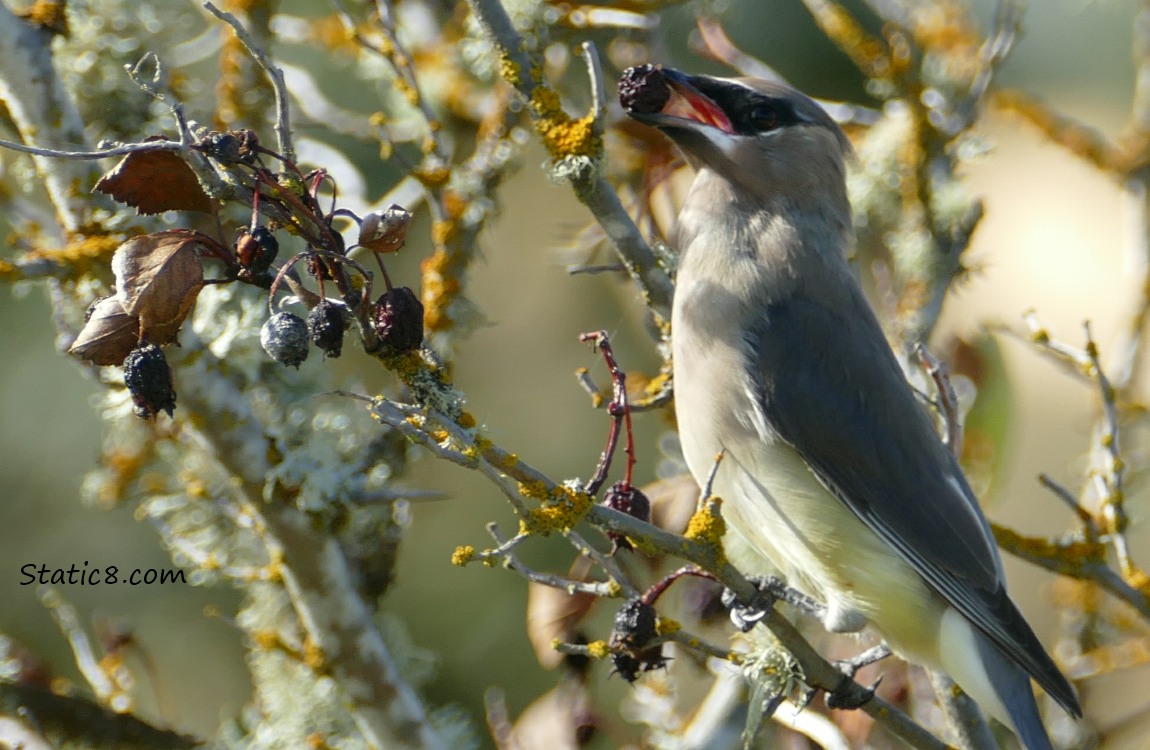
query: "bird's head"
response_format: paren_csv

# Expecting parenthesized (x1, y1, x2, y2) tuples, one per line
(619, 66, 852, 208)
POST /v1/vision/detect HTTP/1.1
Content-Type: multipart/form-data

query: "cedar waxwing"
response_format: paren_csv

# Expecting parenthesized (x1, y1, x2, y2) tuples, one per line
(619, 65, 1081, 750)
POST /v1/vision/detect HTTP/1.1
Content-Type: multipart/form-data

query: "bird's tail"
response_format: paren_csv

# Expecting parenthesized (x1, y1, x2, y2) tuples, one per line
(973, 631, 1056, 750)
(940, 609, 1057, 750)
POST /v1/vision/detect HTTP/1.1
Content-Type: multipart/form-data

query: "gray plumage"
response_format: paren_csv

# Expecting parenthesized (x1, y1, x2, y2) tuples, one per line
(622, 67, 1080, 749)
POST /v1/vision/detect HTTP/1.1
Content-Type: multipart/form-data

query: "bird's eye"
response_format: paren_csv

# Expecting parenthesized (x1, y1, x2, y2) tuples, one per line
(748, 104, 780, 132)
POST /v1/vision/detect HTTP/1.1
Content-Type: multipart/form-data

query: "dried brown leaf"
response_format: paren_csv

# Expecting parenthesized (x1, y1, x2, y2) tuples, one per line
(526, 581, 596, 670)
(95, 141, 213, 215)
(68, 297, 140, 366)
(645, 472, 701, 535)
(111, 230, 206, 343)
(510, 679, 595, 750)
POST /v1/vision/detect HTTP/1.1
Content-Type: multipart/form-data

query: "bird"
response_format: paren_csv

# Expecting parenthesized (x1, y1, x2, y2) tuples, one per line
(618, 65, 1081, 750)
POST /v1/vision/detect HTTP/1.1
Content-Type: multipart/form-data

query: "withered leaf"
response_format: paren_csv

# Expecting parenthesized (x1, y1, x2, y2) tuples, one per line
(95, 140, 213, 215)
(526, 580, 597, 671)
(111, 230, 206, 343)
(359, 204, 412, 254)
(509, 680, 595, 750)
(646, 472, 702, 536)
(68, 297, 140, 366)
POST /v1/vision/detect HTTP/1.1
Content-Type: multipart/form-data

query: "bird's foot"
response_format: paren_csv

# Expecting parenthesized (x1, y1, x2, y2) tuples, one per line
(720, 579, 773, 632)
(826, 674, 883, 710)
(832, 643, 892, 680)
(720, 576, 828, 632)
(752, 575, 828, 621)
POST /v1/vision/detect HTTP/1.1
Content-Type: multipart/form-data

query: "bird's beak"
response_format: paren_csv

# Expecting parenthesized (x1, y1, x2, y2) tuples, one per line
(620, 66, 734, 135)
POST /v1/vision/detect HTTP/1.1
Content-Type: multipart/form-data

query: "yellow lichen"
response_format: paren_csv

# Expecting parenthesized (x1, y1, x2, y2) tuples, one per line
(586, 640, 611, 659)
(684, 498, 727, 565)
(529, 86, 601, 160)
(519, 484, 594, 536)
(451, 545, 475, 566)
(656, 616, 681, 636)
(498, 52, 521, 87)
(457, 411, 477, 429)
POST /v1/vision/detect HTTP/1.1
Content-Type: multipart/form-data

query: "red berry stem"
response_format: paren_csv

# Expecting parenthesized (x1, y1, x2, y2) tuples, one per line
(580, 330, 637, 495)
(640, 565, 719, 607)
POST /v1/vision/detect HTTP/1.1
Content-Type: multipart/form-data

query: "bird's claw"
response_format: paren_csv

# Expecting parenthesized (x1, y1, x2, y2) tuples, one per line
(720, 585, 771, 632)
(721, 575, 783, 632)
(832, 643, 892, 680)
(826, 674, 883, 710)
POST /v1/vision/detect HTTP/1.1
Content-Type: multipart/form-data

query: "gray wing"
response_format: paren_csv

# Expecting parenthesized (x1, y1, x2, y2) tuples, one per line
(749, 291, 1079, 716)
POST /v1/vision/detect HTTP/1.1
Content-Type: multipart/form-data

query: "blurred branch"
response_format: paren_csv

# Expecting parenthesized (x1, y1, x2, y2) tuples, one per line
(915, 344, 997, 750)
(0, 3, 98, 231)
(0, 682, 199, 750)
(175, 359, 449, 750)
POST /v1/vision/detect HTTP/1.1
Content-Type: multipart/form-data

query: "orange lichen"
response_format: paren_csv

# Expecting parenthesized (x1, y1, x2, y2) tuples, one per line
(303, 638, 326, 671)
(420, 248, 461, 331)
(414, 164, 451, 188)
(15, 0, 68, 36)
(806, 3, 892, 81)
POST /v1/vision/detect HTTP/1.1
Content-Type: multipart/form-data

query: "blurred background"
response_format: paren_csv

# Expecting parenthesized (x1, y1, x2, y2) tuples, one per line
(1, 0, 1148, 747)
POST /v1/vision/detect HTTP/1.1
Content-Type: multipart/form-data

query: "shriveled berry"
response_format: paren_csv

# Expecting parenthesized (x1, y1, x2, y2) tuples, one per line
(372, 286, 424, 356)
(123, 343, 176, 420)
(602, 482, 651, 552)
(612, 598, 657, 650)
(196, 129, 259, 165)
(618, 64, 670, 115)
(608, 599, 667, 683)
(236, 226, 279, 276)
(261, 311, 309, 368)
(307, 300, 346, 359)
(305, 254, 334, 281)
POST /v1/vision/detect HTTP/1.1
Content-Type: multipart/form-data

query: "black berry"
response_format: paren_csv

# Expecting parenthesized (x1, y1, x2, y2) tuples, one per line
(307, 300, 346, 359)
(602, 482, 650, 552)
(123, 344, 176, 420)
(261, 311, 309, 368)
(618, 65, 670, 115)
(608, 598, 668, 683)
(372, 286, 424, 356)
(236, 226, 279, 276)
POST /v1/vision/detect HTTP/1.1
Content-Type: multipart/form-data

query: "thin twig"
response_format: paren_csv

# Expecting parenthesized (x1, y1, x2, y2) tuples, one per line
(485, 524, 619, 596)
(916, 343, 964, 452)
(0, 136, 186, 160)
(202, 2, 294, 162)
